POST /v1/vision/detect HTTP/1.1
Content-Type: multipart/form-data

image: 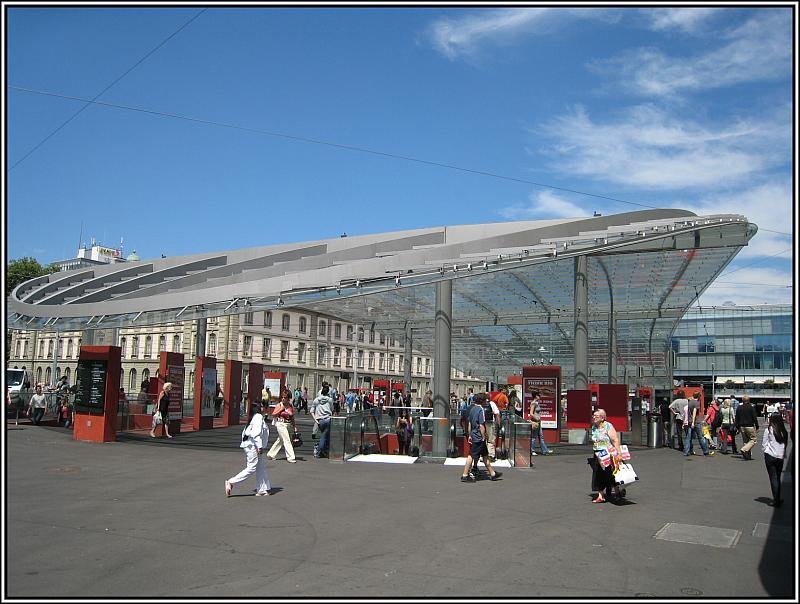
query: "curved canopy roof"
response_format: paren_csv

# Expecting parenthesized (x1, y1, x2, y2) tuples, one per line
(8, 209, 756, 383)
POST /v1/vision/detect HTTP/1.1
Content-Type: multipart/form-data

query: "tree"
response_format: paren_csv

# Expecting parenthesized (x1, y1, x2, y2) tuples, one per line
(6, 257, 58, 296)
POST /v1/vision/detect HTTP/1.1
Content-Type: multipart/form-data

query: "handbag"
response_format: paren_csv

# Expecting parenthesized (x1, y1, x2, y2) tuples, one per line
(291, 429, 303, 447)
(154, 410, 163, 425)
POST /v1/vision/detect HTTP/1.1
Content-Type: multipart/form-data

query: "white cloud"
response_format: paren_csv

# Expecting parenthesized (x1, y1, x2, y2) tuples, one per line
(427, 8, 620, 61)
(498, 190, 589, 220)
(591, 11, 791, 97)
(428, 9, 552, 60)
(645, 8, 719, 33)
(538, 105, 787, 190)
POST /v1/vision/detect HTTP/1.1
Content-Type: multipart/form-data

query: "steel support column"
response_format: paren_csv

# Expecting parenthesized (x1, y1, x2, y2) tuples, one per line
(574, 256, 589, 390)
(195, 317, 207, 358)
(432, 279, 452, 456)
(404, 322, 412, 398)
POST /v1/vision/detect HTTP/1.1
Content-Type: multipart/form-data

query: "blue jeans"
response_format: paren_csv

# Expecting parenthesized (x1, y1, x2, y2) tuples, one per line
(684, 424, 709, 455)
(315, 418, 331, 455)
(31, 408, 45, 425)
(531, 425, 550, 454)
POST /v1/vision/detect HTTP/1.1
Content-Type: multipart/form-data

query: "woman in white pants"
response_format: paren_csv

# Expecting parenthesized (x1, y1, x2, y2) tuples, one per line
(267, 392, 296, 462)
(225, 400, 272, 497)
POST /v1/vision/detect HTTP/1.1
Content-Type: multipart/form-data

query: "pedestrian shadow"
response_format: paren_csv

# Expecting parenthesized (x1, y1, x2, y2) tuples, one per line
(754, 496, 773, 506)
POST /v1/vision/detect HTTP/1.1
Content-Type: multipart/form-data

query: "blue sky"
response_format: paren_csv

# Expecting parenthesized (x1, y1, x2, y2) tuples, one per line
(6, 5, 794, 307)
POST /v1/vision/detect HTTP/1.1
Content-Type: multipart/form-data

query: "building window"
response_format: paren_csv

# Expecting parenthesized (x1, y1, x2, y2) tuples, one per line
(36, 367, 42, 384)
(347, 325, 354, 341)
(262, 338, 271, 359)
(318, 345, 326, 365)
(142, 368, 150, 384)
(56, 367, 61, 380)
(280, 340, 289, 361)
(297, 342, 306, 363)
(129, 369, 137, 393)
(15, 340, 21, 358)
(119, 337, 127, 358)
(399, 355, 404, 371)
(389, 354, 395, 372)
(144, 335, 152, 358)
(416, 357, 422, 374)
(368, 352, 375, 370)
(333, 347, 341, 366)
(425, 359, 431, 375)
(23, 340, 29, 359)
(131, 337, 139, 358)
(264, 311, 272, 327)
(319, 321, 326, 337)
(346, 348, 353, 368)
(334, 323, 342, 339)
(379, 353, 385, 371)
(244, 311, 254, 325)
(243, 335, 253, 357)
(369, 328, 375, 344)
(38, 340, 44, 359)
(208, 333, 217, 356)
(159, 335, 166, 353)
(47, 339, 54, 358)
(357, 350, 364, 369)
(282, 314, 290, 331)
(65, 367, 71, 383)
(45, 367, 51, 385)
(697, 336, 715, 353)
(299, 317, 307, 333)
(754, 334, 792, 352)
(358, 327, 364, 342)
(379, 334, 385, 345)
(172, 335, 181, 353)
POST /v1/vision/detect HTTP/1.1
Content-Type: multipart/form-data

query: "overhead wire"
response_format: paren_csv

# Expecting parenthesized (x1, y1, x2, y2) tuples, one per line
(9, 8, 207, 171)
(717, 248, 793, 277)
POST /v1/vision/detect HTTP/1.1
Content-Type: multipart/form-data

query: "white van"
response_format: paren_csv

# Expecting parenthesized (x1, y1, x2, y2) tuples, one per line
(7, 367, 31, 406)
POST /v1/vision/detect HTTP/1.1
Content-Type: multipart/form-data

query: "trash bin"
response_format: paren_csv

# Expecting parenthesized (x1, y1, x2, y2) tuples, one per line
(647, 415, 662, 448)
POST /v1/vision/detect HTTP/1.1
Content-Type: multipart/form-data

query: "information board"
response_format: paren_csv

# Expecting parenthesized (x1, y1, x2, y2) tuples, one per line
(74, 359, 108, 415)
(166, 365, 185, 421)
(523, 376, 559, 429)
(201, 368, 217, 418)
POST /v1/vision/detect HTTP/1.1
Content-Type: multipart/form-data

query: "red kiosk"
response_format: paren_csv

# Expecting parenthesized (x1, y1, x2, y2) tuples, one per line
(73, 346, 122, 443)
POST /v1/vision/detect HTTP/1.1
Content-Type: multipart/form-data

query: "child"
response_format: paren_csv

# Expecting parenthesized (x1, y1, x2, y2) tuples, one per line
(59, 399, 73, 429)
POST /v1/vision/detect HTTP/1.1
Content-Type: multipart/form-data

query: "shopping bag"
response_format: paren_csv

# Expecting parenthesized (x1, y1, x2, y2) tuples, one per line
(614, 462, 638, 486)
(619, 445, 631, 461)
(595, 448, 612, 468)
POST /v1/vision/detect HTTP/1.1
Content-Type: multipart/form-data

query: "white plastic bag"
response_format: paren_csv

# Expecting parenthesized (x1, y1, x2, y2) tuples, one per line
(614, 462, 638, 486)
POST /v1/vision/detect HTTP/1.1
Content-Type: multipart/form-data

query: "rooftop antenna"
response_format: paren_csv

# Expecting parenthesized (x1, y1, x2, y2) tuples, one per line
(77, 221, 83, 253)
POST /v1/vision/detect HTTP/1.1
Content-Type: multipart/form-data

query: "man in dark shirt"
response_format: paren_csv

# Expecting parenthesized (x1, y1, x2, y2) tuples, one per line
(460, 393, 502, 483)
(735, 395, 759, 460)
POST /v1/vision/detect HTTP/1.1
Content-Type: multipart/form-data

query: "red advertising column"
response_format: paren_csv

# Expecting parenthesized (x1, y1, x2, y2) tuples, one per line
(73, 346, 121, 443)
(566, 389, 592, 429)
(522, 365, 561, 443)
(159, 352, 185, 436)
(247, 363, 264, 420)
(598, 384, 629, 431)
(223, 360, 243, 426)
(194, 356, 217, 431)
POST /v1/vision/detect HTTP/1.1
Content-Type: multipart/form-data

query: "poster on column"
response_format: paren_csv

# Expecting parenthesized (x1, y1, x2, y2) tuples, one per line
(263, 378, 281, 400)
(166, 365, 184, 421)
(523, 377, 559, 428)
(201, 368, 217, 417)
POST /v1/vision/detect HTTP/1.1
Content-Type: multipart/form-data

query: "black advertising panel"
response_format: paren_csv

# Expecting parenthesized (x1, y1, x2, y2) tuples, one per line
(74, 359, 108, 415)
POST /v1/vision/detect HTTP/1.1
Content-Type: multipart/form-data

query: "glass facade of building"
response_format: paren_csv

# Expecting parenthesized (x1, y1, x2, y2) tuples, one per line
(672, 304, 793, 399)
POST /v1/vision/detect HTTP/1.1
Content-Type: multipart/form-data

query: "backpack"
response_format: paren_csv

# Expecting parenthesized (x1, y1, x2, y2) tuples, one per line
(710, 405, 722, 428)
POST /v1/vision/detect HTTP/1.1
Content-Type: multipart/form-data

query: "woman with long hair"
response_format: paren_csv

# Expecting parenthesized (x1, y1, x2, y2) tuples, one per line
(761, 412, 788, 507)
(266, 391, 297, 463)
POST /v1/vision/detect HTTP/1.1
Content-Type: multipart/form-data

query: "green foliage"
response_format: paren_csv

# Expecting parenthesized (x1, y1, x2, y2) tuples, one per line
(6, 257, 57, 296)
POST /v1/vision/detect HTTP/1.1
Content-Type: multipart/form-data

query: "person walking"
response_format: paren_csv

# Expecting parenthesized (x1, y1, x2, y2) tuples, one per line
(761, 412, 788, 507)
(27, 384, 47, 425)
(718, 398, 737, 454)
(225, 400, 272, 497)
(460, 393, 502, 483)
(529, 390, 551, 456)
(669, 391, 689, 450)
(704, 398, 721, 449)
(683, 392, 713, 457)
(588, 408, 625, 503)
(311, 385, 334, 458)
(149, 382, 173, 439)
(395, 411, 414, 456)
(735, 395, 760, 460)
(266, 392, 297, 463)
